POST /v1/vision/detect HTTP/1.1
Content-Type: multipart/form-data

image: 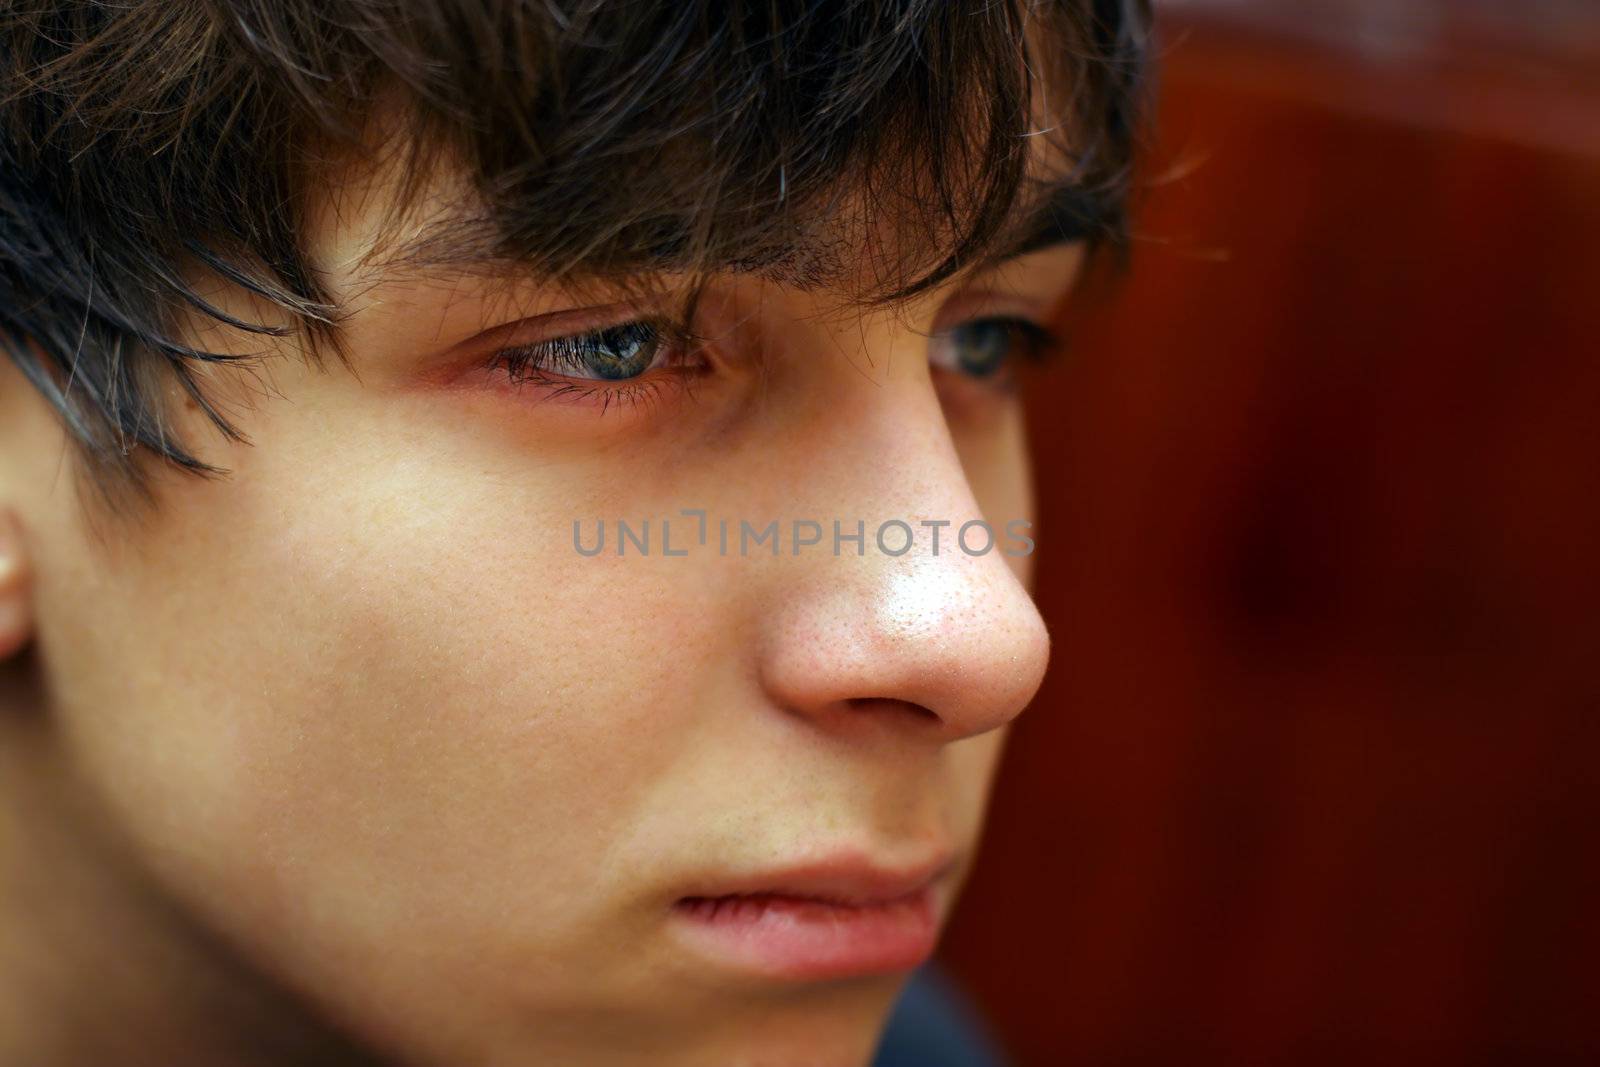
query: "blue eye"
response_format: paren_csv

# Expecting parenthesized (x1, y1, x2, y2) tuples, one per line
(498, 321, 663, 383)
(930, 317, 1058, 380)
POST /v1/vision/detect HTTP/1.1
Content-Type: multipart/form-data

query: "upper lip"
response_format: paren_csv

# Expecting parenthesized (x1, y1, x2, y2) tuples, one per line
(679, 849, 957, 907)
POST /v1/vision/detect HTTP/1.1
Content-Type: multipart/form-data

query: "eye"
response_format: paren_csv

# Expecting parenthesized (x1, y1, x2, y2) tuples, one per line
(495, 321, 666, 384)
(928, 317, 1060, 381)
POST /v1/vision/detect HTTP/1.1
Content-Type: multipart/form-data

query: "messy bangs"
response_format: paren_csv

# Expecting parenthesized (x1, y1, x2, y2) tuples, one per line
(0, 0, 1151, 498)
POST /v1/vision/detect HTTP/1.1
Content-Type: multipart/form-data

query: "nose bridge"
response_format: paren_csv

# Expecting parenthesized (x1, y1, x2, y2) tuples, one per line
(755, 369, 1051, 741)
(795, 312, 990, 539)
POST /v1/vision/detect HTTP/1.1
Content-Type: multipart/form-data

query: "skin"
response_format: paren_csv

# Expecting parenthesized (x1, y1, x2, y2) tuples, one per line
(0, 135, 1080, 1065)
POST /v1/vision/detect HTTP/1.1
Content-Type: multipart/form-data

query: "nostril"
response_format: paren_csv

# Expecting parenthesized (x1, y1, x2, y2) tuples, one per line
(844, 697, 942, 723)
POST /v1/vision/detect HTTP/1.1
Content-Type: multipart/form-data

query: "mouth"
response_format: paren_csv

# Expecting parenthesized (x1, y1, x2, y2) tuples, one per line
(668, 852, 954, 981)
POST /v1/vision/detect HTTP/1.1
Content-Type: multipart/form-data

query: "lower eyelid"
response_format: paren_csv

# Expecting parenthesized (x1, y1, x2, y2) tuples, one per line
(487, 372, 680, 414)
(483, 348, 707, 413)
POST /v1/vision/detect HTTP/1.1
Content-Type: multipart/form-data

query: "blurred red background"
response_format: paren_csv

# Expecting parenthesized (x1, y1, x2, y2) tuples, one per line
(938, 1, 1600, 1063)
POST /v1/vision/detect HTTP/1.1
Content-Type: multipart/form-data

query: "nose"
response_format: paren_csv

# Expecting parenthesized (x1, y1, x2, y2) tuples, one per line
(754, 375, 1052, 743)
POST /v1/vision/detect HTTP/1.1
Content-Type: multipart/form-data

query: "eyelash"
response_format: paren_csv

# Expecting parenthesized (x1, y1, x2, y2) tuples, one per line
(485, 315, 1064, 412)
(1015, 319, 1063, 359)
(948, 319, 1064, 370)
(489, 320, 707, 413)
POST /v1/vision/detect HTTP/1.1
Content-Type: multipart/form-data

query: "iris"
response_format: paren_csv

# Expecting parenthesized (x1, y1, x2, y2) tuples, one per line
(933, 318, 1056, 379)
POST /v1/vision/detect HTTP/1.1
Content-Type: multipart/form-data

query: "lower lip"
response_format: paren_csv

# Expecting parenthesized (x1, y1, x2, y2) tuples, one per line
(669, 887, 940, 981)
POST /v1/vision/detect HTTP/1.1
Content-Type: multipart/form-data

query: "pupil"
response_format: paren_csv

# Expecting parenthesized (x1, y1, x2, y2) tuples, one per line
(586, 323, 657, 380)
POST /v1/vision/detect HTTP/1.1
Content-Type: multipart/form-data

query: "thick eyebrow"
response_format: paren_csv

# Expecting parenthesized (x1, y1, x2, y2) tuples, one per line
(987, 182, 1114, 264)
(365, 180, 1111, 292)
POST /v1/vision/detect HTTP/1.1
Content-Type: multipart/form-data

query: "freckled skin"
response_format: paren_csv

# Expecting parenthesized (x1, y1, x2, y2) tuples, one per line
(0, 158, 1079, 1065)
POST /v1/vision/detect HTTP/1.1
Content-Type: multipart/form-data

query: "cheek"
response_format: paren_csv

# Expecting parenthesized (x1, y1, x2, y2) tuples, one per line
(37, 416, 720, 972)
(945, 729, 1010, 839)
(950, 402, 1038, 588)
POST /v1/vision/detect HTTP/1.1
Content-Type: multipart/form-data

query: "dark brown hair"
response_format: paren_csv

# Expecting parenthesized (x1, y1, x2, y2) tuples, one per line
(1, 0, 1151, 500)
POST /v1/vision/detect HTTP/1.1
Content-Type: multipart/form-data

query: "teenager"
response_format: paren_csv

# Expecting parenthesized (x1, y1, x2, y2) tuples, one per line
(0, 2, 1150, 1063)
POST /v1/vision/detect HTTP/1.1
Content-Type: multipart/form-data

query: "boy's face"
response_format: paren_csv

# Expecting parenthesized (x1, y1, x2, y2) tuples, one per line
(2, 140, 1074, 1064)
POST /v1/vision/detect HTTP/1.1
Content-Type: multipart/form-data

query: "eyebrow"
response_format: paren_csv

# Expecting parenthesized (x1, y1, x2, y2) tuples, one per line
(988, 181, 1115, 263)
(370, 180, 1111, 292)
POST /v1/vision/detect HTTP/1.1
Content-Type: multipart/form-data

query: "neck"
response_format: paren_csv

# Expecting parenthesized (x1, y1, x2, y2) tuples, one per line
(0, 651, 380, 1067)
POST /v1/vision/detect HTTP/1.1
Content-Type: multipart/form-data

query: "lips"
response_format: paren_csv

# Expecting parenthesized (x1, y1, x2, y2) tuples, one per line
(669, 853, 954, 981)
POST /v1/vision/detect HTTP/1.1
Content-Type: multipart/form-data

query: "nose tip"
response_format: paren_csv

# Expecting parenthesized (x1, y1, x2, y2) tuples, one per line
(871, 558, 1051, 734)
(758, 546, 1052, 741)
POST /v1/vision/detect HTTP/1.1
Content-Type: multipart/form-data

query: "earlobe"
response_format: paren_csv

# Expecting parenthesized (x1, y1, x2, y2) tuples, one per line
(0, 507, 33, 660)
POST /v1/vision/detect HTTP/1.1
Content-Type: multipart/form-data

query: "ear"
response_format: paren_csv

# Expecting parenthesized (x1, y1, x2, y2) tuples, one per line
(0, 507, 32, 660)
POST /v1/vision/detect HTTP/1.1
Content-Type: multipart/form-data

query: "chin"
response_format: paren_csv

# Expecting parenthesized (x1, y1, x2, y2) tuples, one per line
(702, 1016, 892, 1067)
(651, 979, 905, 1067)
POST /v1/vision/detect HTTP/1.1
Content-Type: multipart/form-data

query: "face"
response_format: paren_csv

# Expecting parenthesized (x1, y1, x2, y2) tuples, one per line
(1, 142, 1075, 1064)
